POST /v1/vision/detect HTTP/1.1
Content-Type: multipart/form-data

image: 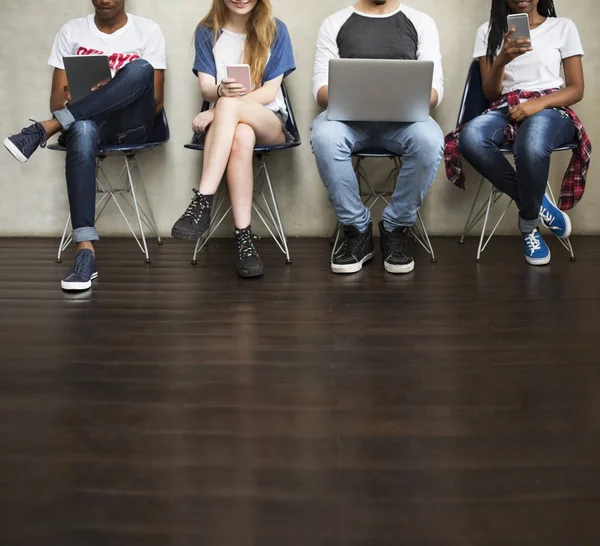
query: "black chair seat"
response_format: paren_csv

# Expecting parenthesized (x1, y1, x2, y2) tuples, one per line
(352, 149, 397, 159)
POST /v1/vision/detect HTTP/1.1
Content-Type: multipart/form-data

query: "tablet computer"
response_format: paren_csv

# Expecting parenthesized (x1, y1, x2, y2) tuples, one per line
(63, 55, 112, 104)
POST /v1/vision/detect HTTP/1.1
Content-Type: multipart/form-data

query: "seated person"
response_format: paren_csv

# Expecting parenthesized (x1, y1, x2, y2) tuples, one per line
(3, 0, 166, 290)
(171, 0, 295, 279)
(310, 0, 445, 275)
(446, 0, 589, 266)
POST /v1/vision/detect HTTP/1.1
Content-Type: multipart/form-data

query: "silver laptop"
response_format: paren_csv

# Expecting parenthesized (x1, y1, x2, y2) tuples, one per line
(327, 59, 434, 123)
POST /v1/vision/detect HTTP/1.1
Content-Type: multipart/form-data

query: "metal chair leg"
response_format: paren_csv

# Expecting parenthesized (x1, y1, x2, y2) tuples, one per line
(546, 182, 576, 262)
(125, 157, 151, 263)
(460, 176, 485, 243)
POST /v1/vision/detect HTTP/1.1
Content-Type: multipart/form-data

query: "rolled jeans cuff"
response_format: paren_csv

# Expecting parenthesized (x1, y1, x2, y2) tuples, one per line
(72, 227, 100, 244)
(53, 107, 77, 131)
(519, 216, 541, 234)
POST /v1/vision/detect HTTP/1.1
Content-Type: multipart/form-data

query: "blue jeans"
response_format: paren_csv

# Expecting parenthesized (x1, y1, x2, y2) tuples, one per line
(459, 107, 576, 233)
(310, 111, 444, 232)
(53, 59, 156, 243)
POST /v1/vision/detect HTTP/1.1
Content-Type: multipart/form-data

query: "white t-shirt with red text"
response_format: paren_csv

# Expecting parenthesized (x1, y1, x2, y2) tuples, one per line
(48, 13, 167, 76)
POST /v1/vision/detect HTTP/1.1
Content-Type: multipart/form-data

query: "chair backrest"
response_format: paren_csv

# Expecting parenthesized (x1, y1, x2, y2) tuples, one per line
(456, 60, 490, 128)
(146, 109, 170, 144)
(281, 84, 301, 145)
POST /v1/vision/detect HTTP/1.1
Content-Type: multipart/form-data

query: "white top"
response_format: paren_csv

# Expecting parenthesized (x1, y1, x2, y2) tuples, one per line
(49, 13, 167, 77)
(213, 29, 285, 116)
(473, 17, 583, 95)
(312, 4, 444, 107)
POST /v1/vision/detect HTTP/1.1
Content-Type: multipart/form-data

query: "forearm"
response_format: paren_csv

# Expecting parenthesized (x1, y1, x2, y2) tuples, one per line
(430, 89, 439, 110)
(243, 85, 278, 106)
(536, 86, 584, 109)
(317, 86, 328, 109)
(50, 92, 67, 113)
(200, 83, 220, 103)
(482, 60, 506, 101)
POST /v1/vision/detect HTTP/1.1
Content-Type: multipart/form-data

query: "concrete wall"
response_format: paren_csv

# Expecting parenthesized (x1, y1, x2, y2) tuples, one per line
(1, 0, 598, 237)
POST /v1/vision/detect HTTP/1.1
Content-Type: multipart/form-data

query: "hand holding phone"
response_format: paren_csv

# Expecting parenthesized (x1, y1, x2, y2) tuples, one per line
(219, 64, 252, 97)
(498, 14, 532, 66)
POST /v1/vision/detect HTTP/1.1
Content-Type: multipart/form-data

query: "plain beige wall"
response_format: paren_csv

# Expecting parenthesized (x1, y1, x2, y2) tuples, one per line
(0, 0, 598, 237)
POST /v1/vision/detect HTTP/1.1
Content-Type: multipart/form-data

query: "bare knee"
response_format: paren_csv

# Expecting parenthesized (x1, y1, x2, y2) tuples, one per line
(231, 124, 256, 157)
(215, 96, 241, 118)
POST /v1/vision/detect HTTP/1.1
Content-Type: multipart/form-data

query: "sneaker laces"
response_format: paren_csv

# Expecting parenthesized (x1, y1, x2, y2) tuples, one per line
(182, 189, 209, 224)
(27, 120, 47, 148)
(337, 225, 361, 255)
(72, 251, 93, 275)
(236, 228, 259, 259)
(540, 206, 555, 226)
(525, 231, 542, 254)
(388, 228, 410, 254)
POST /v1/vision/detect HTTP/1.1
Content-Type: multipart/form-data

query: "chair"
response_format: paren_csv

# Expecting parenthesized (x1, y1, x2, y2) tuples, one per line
(185, 84, 301, 265)
(49, 110, 170, 264)
(331, 149, 437, 263)
(456, 60, 576, 261)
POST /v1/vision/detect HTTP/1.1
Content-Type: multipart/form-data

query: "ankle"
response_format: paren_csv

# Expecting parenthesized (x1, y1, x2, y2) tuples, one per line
(40, 119, 60, 138)
(76, 242, 95, 257)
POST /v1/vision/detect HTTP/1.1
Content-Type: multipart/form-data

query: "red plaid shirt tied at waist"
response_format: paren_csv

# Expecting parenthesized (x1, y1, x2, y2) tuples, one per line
(444, 89, 592, 211)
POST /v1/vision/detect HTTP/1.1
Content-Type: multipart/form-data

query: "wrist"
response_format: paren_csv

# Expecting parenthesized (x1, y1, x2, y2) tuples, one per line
(216, 84, 223, 99)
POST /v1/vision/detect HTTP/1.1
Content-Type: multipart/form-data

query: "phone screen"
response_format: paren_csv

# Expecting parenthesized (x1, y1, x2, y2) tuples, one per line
(507, 14, 531, 41)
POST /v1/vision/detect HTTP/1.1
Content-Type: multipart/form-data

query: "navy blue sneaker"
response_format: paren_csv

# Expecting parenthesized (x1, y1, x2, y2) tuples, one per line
(540, 194, 572, 239)
(61, 250, 98, 291)
(523, 229, 551, 266)
(3, 120, 47, 163)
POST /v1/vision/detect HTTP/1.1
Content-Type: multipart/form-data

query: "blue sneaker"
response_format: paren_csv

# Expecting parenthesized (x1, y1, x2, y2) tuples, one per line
(3, 120, 47, 163)
(523, 229, 551, 266)
(61, 250, 98, 291)
(540, 194, 571, 239)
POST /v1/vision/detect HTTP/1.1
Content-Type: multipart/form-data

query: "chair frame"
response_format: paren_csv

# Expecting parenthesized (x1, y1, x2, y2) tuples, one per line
(50, 110, 169, 264)
(331, 151, 437, 263)
(455, 60, 576, 262)
(185, 84, 300, 266)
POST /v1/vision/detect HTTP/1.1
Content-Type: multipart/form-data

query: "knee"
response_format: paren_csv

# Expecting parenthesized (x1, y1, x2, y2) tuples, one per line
(515, 141, 551, 165)
(230, 124, 256, 157)
(459, 122, 480, 157)
(66, 120, 99, 150)
(121, 58, 154, 83)
(406, 121, 444, 161)
(310, 118, 349, 157)
(215, 96, 240, 117)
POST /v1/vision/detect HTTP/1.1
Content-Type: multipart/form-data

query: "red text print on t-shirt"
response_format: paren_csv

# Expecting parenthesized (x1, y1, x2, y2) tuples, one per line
(76, 47, 141, 71)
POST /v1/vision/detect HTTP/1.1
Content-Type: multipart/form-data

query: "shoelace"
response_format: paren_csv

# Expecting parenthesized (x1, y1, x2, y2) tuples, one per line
(72, 251, 93, 275)
(183, 189, 209, 224)
(27, 120, 47, 148)
(540, 206, 556, 226)
(236, 229, 259, 258)
(525, 231, 542, 254)
(388, 229, 410, 254)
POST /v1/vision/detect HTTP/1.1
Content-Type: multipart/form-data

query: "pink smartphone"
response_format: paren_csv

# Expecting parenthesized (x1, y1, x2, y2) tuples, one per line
(227, 64, 252, 93)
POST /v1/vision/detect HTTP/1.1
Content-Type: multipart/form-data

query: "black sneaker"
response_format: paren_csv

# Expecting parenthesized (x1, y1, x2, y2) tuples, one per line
(171, 189, 213, 240)
(379, 221, 415, 274)
(331, 223, 375, 274)
(3, 120, 47, 163)
(234, 226, 264, 278)
(61, 249, 98, 291)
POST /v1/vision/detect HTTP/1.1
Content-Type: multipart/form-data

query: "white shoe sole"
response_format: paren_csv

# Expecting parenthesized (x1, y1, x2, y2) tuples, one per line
(384, 259, 415, 274)
(545, 213, 572, 239)
(331, 251, 375, 274)
(61, 272, 99, 291)
(525, 252, 551, 266)
(3, 137, 28, 163)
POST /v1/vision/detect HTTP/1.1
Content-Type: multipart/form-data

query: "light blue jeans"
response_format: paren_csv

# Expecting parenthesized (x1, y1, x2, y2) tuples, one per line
(310, 111, 444, 232)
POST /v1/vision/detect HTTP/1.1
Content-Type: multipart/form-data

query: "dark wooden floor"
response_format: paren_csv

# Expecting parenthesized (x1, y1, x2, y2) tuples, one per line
(0, 236, 599, 546)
